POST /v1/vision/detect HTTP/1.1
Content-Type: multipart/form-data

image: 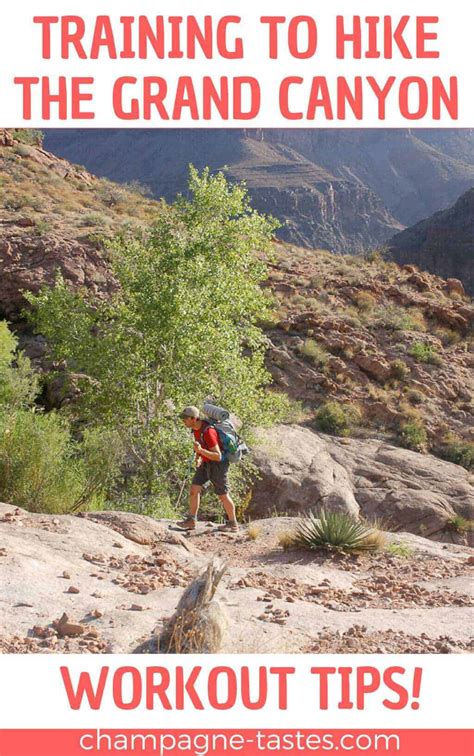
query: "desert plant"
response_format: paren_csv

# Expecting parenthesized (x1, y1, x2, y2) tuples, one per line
(0, 411, 124, 514)
(97, 182, 125, 207)
(11, 129, 44, 146)
(298, 339, 329, 366)
(364, 248, 388, 263)
(315, 401, 361, 436)
(35, 220, 53, 236)
(434, 328, 461, 346)
(436, 433, 474, 471)
(446, 515, 474, 533)
(406, 388, 424, 405)
(408, 341, 441, 364)
(398, 420, 427, 451)
(390, 359, 410, 381)
(355, 291, 376, 311)
(247, 523, 262, 540)
(293, 510, 384, 553)
(278, 530, 297, 550)
(386, 541, 412, 558)
(13, 144, 31, 158)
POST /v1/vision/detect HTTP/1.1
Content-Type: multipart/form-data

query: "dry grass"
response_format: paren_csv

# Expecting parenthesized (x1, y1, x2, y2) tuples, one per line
(247, 523, 262, 541)
(159, 561, 228, 653)
(277, 530, 297, 550)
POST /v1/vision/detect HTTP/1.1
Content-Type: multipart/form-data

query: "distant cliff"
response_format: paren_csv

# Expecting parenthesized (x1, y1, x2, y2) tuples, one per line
(387, 189, 474, 295)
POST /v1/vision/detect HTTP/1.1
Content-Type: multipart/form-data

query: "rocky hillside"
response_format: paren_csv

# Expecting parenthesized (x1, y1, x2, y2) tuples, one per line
(44, 128, 474, 264)
(1, 128, 472, 465)
(0, 128, 159, 320)
(1, 503, 472, 654)
(263, 242, 473, 460)
(387, 189, 474, 295)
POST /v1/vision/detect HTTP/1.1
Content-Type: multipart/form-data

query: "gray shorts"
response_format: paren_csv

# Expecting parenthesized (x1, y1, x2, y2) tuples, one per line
(191, 460, 230, 495)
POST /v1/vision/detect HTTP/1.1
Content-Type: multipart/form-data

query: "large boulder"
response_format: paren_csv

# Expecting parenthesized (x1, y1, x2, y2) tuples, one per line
(249, 426, 360, 519)
(250, 425, 474, 541)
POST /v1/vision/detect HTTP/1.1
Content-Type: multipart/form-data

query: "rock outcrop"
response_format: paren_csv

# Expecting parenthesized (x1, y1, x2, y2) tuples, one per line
(387, 188, 474, 295)
(0, 233, 117, 320)
(250, 425, 474, 542)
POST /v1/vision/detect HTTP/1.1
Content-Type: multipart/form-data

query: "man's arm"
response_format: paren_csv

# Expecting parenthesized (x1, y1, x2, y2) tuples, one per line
(193, 441, 222, 462)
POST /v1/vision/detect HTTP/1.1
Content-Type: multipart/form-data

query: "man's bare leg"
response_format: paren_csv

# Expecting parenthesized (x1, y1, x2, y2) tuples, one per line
(218, 493, 237, 523)
(177, 484, 201, 529)
(189, 484, 202, 517)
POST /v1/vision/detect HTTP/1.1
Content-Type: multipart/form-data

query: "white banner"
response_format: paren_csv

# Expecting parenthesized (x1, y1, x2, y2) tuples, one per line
(0, 0, 472, 127)
(0, 654, 472, 729)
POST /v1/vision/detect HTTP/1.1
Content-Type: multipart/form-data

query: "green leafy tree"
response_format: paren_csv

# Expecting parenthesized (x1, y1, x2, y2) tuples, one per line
(0, 321, 39, 408)
(27, 167, 288, 503)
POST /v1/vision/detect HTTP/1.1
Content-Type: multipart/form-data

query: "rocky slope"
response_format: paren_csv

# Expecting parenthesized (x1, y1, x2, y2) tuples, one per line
(263, 242, 473, 455)
(0, 128, 158, 320)
(387, 188, 474, 295)
(1, 503, 472, 654)
(43, 128, 474, 263)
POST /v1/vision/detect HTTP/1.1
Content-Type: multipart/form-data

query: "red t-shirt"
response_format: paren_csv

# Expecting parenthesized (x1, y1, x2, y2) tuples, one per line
(193, 423, 221, 461)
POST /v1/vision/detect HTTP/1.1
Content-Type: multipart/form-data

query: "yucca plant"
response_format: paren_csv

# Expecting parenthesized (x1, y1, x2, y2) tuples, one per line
(293, 510, 384, 553)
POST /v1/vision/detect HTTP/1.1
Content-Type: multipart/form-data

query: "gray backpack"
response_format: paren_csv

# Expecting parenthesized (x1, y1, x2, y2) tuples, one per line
(202, 403, 249, 463)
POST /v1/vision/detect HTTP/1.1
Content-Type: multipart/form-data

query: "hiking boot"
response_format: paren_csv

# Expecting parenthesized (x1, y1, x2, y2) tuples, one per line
(176, 516, 197, 530)
(216, 520, 239, 533)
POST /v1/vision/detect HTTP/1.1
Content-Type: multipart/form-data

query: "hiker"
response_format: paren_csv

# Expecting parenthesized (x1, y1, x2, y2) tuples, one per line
(176, 406, 239, 532)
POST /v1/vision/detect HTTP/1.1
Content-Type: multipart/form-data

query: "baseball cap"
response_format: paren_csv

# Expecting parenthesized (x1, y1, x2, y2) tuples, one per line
(179, 406, 200, 419)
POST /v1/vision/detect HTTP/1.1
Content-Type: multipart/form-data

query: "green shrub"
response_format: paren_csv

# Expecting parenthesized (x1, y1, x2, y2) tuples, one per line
(398, 420, 427, 451)
(437, 434, 474, 471)
(0, 410, 81, 513)
(293, 510, 384, 552)
(355, 291, 376, 311)
(446, 515, 474, 533)
(35, 220, 53, 236)
(386, 541, 412, 557)
(315, 401, 361, 436)
(11, 129, 44, 146)
(298, 339, 329, 366)
(390, 359, 410, 381)
(408, 341, 441, 364)
(0, 411, 124, 514)
(0, 322, 39, 409)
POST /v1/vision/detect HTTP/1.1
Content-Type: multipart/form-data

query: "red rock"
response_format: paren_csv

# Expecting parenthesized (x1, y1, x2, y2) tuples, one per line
(54, 613, 85, 637)
(354, 352, 392, 382)
(0, 129, 14, 147)
(445, 278, 465, 298)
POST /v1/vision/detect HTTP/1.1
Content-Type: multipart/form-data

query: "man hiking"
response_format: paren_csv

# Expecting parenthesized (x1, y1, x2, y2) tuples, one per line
(176, 406, 239, 532)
